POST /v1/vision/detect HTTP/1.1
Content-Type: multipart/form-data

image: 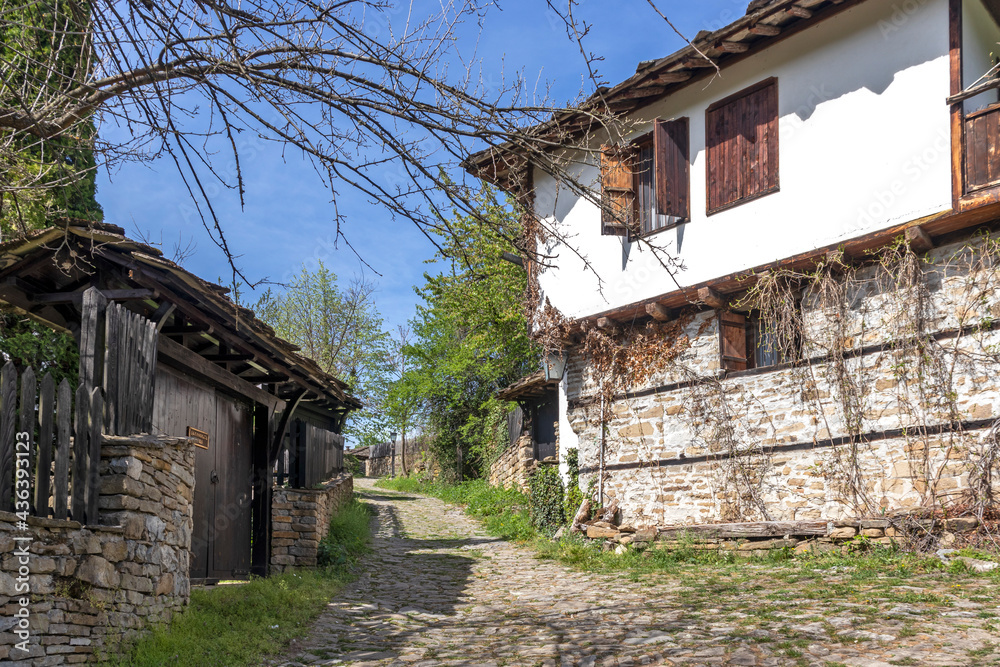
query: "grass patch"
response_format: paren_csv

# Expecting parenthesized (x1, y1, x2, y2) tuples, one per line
(103, 494, 372, 667)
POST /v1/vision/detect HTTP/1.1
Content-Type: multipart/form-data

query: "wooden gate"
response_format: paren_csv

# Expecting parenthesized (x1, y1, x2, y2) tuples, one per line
(153, 366, 254, 582)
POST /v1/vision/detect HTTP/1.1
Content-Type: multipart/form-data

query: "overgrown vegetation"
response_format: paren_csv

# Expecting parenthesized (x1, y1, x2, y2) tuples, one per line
(105, 495, 372, 667)
(528, 465, 565, 535)
(389, 189, 539, 479)
(564, 448, 584, 522)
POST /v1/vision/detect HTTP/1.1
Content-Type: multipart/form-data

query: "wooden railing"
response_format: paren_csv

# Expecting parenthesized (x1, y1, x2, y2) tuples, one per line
(0, 362, 104, 524)
(965, 102, 1000, 192)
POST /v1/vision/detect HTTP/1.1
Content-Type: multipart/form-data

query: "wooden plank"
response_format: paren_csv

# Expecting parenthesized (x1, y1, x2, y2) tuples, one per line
(141, 315, 157, 432)
(105, 304, 119, 434)
(35, 373, 54, 516)
(0, 362, 16, 512)
(72, 383, 89, 522)
(18, 367, 36, 514)
(659, 520, 828, 539)
(54, 379, 71, 520)
(31, 288, 155, 305)
(86, 387, 103, 524)
(719, 311, 749, 372)
(78, 287, 108, 391)
(988, 111, 1000, 185)
(158, 334, 284, 411)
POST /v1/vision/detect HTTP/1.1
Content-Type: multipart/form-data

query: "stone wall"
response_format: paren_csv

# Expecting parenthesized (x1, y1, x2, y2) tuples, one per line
(271, 473, 353, 572)
(488, 435, 536, 493)
(567, 230, 1000, 528)
(366, 455, 393, 478)
(0, 434, 195, 665)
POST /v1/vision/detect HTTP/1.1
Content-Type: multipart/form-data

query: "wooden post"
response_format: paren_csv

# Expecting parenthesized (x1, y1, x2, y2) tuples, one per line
(18, 367, 36, 514)
(0, 362, 16, 512)
(35, 373, 54, 516)
(53, 379, 71, 520)
(78, 287, 108, 391)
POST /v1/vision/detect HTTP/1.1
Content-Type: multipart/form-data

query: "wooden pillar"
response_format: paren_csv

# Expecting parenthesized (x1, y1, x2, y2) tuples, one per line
(77, 287, 108, 391)
(251, 402, 272, 577)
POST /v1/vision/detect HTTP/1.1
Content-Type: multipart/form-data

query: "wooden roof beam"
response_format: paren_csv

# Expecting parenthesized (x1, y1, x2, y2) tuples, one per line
(645, 302, 672, 322)
(698, 287, 727, 309)
(905, 226, 935, 254)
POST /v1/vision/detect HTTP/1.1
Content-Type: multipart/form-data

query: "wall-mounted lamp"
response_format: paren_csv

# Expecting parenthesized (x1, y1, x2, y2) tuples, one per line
(543, 350, 568, 382)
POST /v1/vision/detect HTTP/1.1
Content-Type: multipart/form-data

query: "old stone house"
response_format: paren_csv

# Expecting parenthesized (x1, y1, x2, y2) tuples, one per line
(468, 0, 1000, 527)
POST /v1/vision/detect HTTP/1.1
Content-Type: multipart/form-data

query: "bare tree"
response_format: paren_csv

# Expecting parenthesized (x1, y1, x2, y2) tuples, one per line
(0, 0, 637, 285)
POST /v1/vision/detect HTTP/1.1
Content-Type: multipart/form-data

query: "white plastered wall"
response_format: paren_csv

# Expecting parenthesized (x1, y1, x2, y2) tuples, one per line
(534, 0, 953, 320)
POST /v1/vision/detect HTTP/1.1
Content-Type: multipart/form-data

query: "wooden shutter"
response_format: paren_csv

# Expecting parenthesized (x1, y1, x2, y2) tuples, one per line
(600, 145, 635, 236)
(706, 78, 779, 214)
(654, 117, 690, 221)
(719, 311, 749, 372)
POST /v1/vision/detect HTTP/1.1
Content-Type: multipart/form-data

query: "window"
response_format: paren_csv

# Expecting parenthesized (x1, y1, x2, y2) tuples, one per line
(600, 117, 690, 237)
(719, 309, 798, 372)
(706, 78, 779, 214)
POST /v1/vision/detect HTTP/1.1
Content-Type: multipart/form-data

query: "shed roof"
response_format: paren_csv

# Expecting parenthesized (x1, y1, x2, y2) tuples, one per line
(0, 219, 361, 412)
(497, 371, 559, 402)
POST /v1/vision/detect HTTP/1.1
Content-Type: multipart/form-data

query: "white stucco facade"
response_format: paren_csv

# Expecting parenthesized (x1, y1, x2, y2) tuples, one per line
(534, 0, 957, 321)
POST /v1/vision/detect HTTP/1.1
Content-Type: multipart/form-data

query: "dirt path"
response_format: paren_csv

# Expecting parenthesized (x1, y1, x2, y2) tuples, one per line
(271, 478, 1000, 666)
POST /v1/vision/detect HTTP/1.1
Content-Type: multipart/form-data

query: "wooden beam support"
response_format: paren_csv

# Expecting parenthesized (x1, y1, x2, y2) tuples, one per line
(158, 334, 284, 411)
(161, 323, 213, 335)
(31, 288, 155, 305)
(717, 40, 750, 53)
(697, 287, 727, 309)
(905, 226, 935, 254)
(645, 302, 672, 322)
(596, 316, 618, 330)
(749, 24, 781, 36)
(205, 353, 255, 363)
(240, 374, 290, 384)
(639, 71, 693, 87)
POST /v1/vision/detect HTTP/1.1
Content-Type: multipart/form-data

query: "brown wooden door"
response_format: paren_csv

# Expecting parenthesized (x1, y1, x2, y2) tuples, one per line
(211, 395, 252, 578)
(152, 366, 253, 582)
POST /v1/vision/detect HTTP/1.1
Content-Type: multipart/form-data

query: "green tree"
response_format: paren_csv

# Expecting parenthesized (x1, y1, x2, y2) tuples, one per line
(1, 0, 102, 235)
(396, 189, 539, 479)
(254, 264, 391, 447)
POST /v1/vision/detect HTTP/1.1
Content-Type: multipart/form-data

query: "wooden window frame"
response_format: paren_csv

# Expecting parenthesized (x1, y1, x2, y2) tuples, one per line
(719, 307, 800, 373)
(705, 77, 780, 216)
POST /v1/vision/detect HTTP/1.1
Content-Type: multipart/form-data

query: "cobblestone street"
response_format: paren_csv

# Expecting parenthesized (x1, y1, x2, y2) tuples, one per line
(272, 479, 1000, 667)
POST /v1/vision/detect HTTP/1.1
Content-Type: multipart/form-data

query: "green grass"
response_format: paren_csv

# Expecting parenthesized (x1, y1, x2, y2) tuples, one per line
(103, 494, 373, 667)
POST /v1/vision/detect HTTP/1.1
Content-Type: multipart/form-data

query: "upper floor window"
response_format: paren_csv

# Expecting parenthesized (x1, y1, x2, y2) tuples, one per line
(601, 117, 690, 237)
(706, 78, 779, 215)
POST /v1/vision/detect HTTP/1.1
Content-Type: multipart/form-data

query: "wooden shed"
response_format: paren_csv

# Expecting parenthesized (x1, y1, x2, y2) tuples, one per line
(0, 220, 361, 582)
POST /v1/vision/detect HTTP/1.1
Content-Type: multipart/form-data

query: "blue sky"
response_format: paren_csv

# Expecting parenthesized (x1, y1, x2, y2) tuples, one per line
(95, 1, 742, 333)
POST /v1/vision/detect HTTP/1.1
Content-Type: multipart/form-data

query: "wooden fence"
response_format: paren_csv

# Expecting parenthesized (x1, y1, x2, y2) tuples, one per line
(105, 302, 157, 435)
(275, 419, 344, 488)
(0, 362, 104, 524)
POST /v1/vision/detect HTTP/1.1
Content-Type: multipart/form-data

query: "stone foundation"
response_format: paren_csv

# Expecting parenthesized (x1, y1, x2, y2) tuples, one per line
(271, 474, 353, 572)
(567, 230, 1000, 528)
(0, 434, 195, 665)
(488, 435, 536, 493)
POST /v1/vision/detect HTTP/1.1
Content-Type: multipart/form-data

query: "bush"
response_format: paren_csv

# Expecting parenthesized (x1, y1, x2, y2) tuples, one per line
(564, 448, 583, 524)
(317, 496, 373, 568)
(528, 465, 564, 535)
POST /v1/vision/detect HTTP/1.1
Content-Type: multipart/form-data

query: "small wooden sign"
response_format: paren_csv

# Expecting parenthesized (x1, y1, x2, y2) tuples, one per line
(187, 426, 210, 450)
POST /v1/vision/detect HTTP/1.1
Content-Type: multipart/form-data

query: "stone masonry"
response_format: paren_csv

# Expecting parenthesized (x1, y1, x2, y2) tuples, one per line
(271, 473, 353, 572)
(566, 229, 1000, 527)
(0, 433, 195, 666)
(488, 434, 535, 493)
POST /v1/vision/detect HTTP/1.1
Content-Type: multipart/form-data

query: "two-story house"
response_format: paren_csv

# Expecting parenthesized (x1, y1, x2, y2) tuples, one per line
(468, 0, 1000, 527)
